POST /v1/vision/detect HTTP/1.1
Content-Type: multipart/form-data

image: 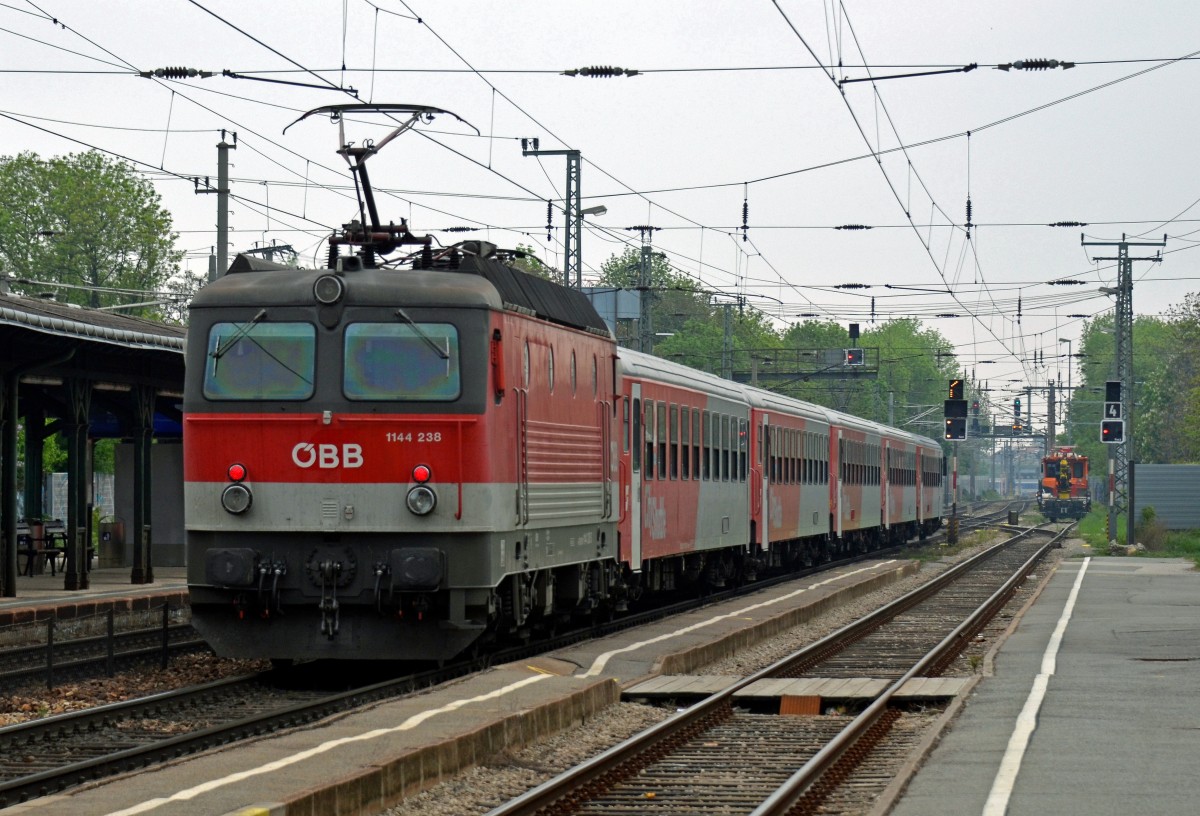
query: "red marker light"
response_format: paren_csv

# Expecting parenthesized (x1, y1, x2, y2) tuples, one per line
(227, 463, 247, 482)
(412, 464, 432, 483)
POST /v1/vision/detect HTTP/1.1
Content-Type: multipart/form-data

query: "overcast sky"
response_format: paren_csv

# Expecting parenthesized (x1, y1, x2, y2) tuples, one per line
(2, 0, 1197, 404)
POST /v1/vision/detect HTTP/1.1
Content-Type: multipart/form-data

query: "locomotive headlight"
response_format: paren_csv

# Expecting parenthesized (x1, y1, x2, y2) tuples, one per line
(406, 485, 437, 516)
(313, 274, 345, 305)
(221, 483, 253, 514)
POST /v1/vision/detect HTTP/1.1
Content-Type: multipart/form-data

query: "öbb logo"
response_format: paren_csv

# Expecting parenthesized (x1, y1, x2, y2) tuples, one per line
(291, 442, 364, 469)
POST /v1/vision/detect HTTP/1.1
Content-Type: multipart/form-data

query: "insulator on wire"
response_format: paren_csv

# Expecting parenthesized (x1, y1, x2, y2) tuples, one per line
(142, 66, 212, 79)
(546, 200, 553, 241)
(1048, 221, 1088, 227)
(835, 224, 873, 231)
(561, 66, 640, 78)
(741, 187, 749, 243)
(998, 58, 1074, 71)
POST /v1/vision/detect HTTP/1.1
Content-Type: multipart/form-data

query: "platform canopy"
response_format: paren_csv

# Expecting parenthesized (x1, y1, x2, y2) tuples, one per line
(0, 290, 186, 596)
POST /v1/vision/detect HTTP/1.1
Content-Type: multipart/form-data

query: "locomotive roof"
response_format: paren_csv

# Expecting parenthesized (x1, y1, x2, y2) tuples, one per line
(191, 252, 611, 337)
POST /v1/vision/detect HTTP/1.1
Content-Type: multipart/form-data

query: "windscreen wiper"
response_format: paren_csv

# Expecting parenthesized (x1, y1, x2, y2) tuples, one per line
(210, 309, 267, 360)
(394, 308, 449, 360)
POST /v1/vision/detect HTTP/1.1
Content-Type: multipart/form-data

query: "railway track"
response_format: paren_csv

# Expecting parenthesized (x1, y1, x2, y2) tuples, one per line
(0, 622, 207, 689)
(0, 502, 1023, 809)
(485, 518, 1065, 816)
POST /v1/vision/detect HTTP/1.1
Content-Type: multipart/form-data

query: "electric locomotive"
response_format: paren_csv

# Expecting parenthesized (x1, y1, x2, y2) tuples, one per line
(1037, 446, 1091, 521)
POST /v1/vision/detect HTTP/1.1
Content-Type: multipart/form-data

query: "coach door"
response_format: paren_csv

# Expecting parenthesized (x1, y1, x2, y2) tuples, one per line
(630, 384, 643, 571)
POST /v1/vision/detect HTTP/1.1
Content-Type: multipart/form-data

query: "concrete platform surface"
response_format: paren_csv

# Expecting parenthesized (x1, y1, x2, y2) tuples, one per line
(0, 567, 188, 628)
(891, 556, 1200, 816)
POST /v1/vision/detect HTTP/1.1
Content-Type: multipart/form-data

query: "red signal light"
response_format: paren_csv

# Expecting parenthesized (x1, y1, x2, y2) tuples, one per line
(227, 463, 247, 482)
(412, 464, 432, 483)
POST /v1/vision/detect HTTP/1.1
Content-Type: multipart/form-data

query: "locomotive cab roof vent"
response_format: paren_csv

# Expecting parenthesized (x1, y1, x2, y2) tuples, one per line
(336, 255, 364, 273)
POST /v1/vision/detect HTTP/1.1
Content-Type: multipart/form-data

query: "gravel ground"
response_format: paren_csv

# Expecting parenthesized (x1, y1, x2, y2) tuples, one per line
(380, 527, 1064, 816)
(0, 653, 269, 727)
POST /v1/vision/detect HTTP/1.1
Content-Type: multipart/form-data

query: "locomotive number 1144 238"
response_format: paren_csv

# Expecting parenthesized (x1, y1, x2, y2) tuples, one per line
(385, 431, 443, 443)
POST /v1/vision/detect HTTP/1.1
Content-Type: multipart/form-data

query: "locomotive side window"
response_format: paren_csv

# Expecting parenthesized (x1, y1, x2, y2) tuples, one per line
(570, 350, 576, 395)
(547, 346, 555, 392)
(343, 323, 461, 401)
(204, 321, 316, 401)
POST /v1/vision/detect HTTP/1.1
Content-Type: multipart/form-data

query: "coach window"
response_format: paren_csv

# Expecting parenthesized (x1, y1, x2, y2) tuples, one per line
(720, 415, 730, 482)
(631, 398, 641, 472)
(692, 409, 701, 479)
(570, 351, 577, 395)
(740, 419, 748, 481)
(681, 405, 690, 479)
(656, 402, 667, 480)
(648, 396, 657, 475)
(343, 323, 461, 401)
(623, 398, 631, 455)
(767, 427, 775, 484)
(669, 405, 679, 480)
(702, 411, 711, 480)
(592, 355, 598, 397)
(523, 341, 530, 387)
(205, 321, 316, 401)
(547, 346, 555, 392)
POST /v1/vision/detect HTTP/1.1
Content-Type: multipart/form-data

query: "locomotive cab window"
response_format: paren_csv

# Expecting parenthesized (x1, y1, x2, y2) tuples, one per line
(204, 321, 316, 401)
(343, 322, 461, 401)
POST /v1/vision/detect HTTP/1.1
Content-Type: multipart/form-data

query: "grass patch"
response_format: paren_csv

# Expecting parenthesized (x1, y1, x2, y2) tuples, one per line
(1077, 506, 1200, 567)
(907, 528, 994, 563)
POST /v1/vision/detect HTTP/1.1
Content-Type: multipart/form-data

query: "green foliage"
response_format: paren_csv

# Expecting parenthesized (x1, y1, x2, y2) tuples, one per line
(509, 243, 555, 281)
(0, 151, 182, 317)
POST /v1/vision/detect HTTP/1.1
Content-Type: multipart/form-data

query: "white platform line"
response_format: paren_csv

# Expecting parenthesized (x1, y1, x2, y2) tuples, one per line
(982, 556, 1090, 815)
(104, 674, 552, 816)
(580, 561, 897, 678)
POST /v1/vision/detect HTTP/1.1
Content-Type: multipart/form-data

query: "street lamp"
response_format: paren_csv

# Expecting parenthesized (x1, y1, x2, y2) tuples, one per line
(1058, 338, 1072, 442)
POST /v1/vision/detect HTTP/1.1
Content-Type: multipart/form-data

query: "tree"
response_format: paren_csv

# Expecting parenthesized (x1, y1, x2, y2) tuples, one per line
(0, 151, 182, 317)
(595, 247, 712, 352)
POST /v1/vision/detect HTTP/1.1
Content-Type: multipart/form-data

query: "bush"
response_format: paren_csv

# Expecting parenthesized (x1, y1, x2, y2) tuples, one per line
(1137, 506, 1169, 551)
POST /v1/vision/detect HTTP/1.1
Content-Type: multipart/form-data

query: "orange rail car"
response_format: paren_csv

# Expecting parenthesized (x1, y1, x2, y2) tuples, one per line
(1037, 447, 1091, 521)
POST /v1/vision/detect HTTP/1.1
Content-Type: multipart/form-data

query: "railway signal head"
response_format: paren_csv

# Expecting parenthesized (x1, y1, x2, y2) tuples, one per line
(845, 348, 865, 366)
(945, 417, 967, 440)
(1101, 419, 1124, 444)
(948, 379, 964, 400)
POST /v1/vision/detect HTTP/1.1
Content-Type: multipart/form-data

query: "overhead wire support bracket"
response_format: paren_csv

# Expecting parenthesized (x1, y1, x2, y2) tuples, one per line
(221, 69, 357, 95)
(838, 63, 977, 86)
